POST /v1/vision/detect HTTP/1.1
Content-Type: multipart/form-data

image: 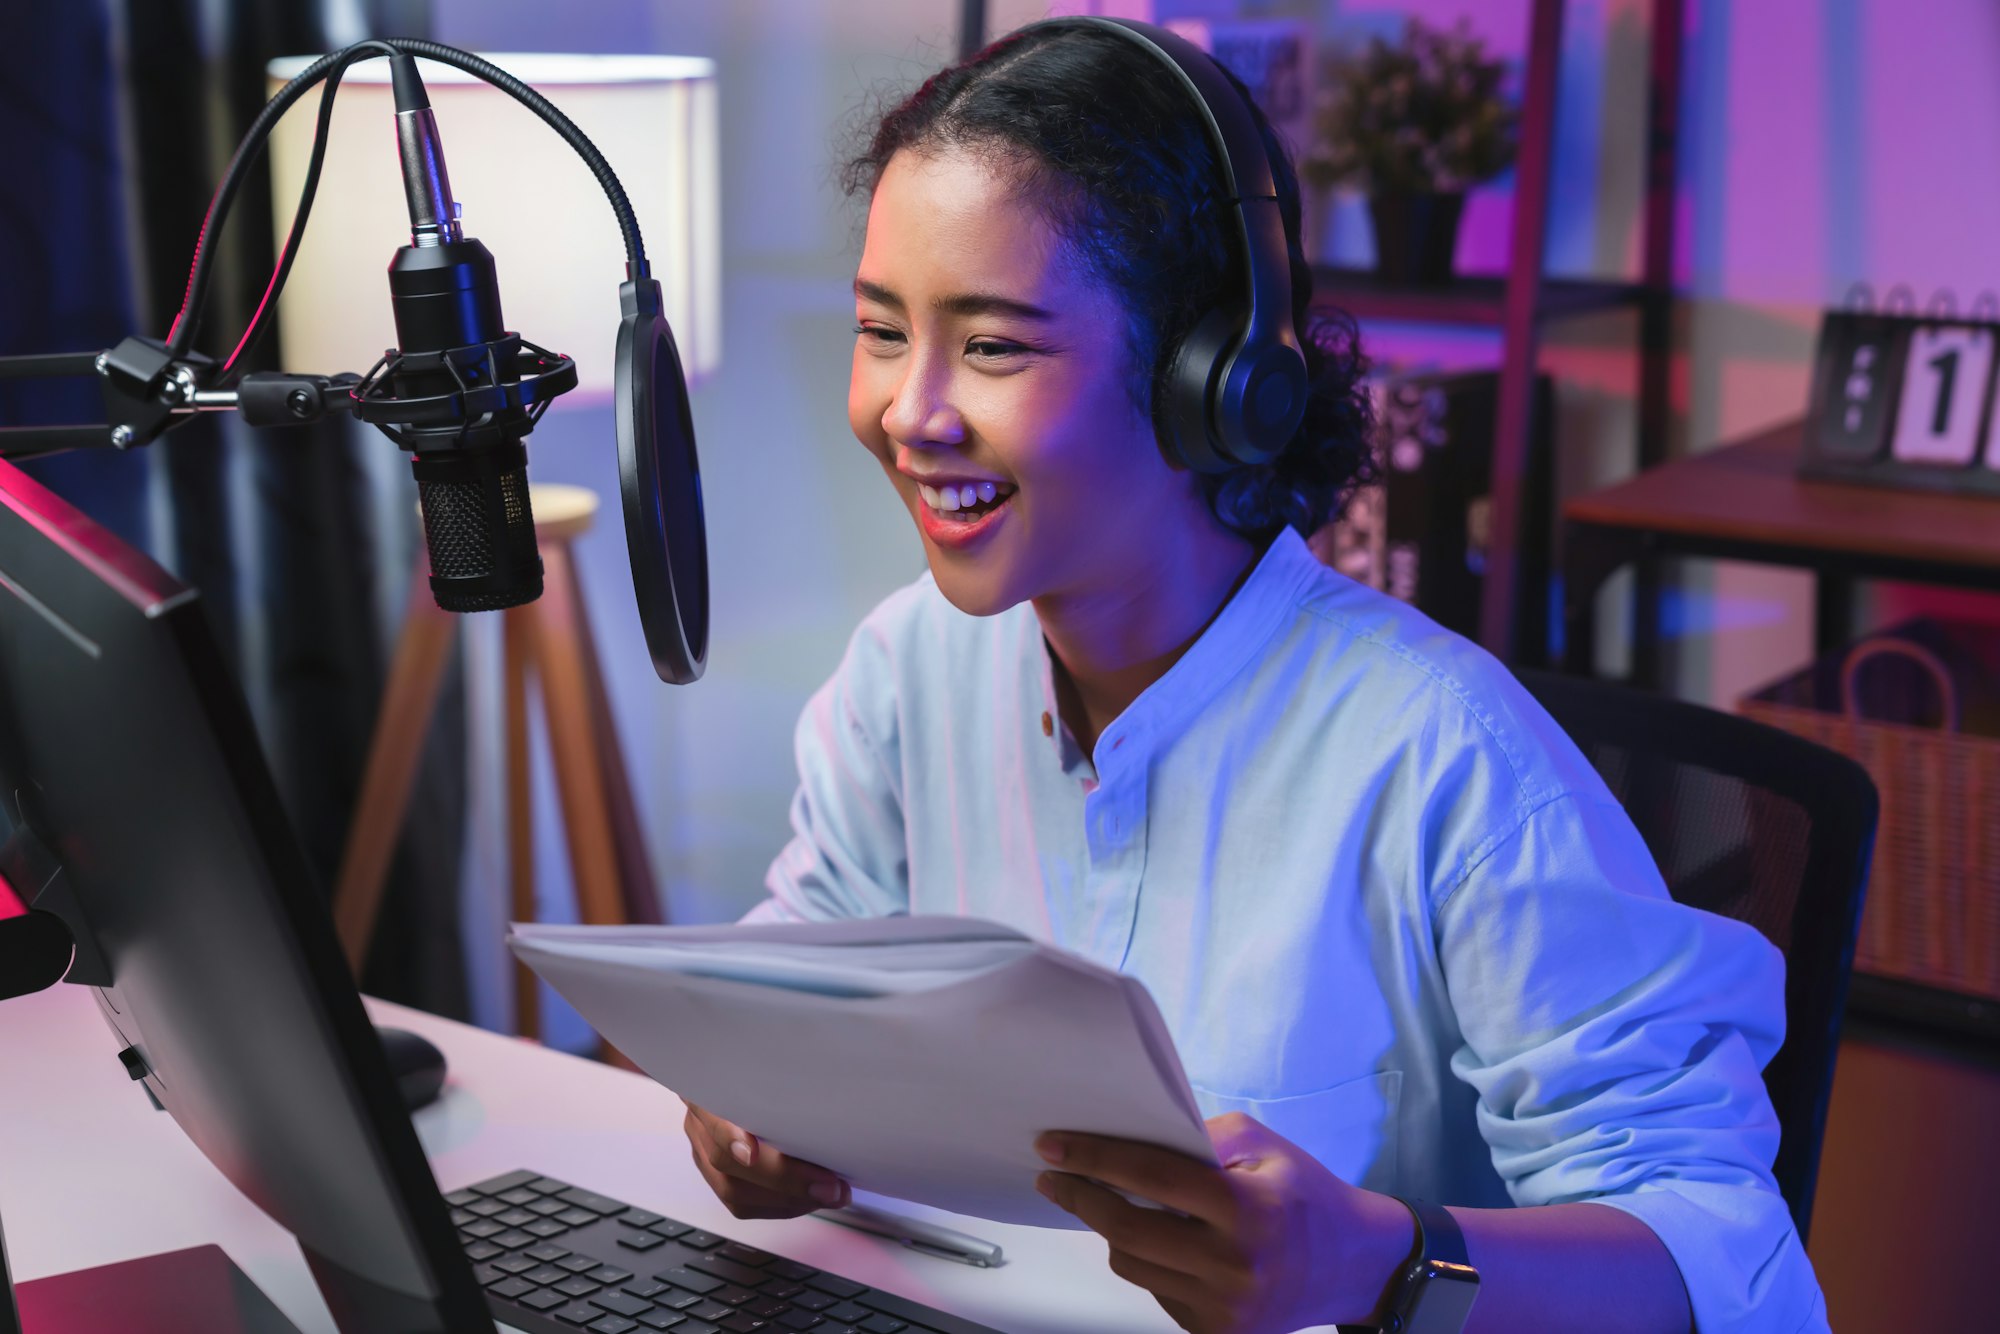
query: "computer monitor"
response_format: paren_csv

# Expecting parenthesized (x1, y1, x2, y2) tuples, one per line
(0, 457, 494, 1332)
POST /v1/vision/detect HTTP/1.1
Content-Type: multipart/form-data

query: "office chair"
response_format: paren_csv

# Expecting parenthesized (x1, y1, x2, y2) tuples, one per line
(1514, 668, 1879, 1245)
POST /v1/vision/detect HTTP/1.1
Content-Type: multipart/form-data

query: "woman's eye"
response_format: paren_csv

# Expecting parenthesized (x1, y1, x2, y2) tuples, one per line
(965, 340, 1025, 363)
(853, 323, 904, 348)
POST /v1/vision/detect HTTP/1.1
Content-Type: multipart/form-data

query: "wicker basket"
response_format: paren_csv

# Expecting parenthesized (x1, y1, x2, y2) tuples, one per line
(1740, 618, 2000, 1002)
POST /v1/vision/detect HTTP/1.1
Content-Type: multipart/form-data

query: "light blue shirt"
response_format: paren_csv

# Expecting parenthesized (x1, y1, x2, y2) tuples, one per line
(745, 527, 1828, 1334)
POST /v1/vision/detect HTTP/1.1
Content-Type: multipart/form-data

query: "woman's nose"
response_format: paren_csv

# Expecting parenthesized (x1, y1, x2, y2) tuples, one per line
(881, 357, 965, 448)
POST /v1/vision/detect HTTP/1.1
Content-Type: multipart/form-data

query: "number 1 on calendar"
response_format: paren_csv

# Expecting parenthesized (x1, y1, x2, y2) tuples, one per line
(1890, 324, 1994, 466)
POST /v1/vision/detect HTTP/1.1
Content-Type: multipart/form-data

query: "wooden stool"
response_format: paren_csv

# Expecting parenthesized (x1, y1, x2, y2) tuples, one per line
(331, 483, 659, 1040)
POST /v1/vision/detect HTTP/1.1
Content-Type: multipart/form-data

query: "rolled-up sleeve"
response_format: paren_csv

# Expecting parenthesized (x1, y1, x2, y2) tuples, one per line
(1436, 791, 1829, 1334)
(742, 620, 911, 925)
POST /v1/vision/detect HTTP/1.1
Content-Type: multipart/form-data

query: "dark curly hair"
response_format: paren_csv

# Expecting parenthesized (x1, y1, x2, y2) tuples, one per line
(842, 23, 1375, 543)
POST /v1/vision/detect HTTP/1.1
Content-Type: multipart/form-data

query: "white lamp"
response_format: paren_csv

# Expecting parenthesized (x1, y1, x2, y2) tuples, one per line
(264, 53, 720, 395)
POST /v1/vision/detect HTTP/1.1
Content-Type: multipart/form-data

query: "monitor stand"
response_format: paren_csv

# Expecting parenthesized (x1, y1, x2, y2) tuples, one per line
(9, 1245, 305, 1334)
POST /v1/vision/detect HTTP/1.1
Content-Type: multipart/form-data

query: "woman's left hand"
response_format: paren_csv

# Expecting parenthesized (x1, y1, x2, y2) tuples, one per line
(1034, 1113, 1412, 1334)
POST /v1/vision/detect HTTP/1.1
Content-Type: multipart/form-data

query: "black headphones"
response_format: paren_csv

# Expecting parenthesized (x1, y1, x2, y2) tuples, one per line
(1022, 17, 1310, 474)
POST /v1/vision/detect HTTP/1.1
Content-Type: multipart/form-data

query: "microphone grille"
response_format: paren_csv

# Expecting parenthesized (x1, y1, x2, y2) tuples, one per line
(413, 445, 543, 612)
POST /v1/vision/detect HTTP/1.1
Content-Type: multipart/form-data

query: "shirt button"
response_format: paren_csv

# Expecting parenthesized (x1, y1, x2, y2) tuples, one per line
(1041, 711, 1054, 737)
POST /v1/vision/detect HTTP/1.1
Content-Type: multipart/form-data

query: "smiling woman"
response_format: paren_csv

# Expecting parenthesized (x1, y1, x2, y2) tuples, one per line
(677, 18, 1829, 1334)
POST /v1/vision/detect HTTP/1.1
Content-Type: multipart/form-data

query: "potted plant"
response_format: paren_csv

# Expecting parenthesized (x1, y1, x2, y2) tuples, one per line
(1302, 18, 1518, 284)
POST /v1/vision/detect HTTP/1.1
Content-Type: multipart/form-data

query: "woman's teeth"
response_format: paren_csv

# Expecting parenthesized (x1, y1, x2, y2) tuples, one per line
(918, 481, 1013, 512)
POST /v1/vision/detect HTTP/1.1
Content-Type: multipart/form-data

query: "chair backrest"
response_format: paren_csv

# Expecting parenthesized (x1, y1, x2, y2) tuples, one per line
(1515, 669, 1879, 1244)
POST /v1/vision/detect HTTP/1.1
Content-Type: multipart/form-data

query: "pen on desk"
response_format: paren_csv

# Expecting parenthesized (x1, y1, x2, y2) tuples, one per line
(812, 1202, 1004, 1268)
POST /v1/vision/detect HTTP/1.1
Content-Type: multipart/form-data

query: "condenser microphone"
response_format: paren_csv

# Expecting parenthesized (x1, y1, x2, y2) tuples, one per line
(378, 52, 545, 612)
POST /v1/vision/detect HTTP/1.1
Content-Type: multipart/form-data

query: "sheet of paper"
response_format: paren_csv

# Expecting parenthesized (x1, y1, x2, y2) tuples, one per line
(509, 917, 1215, 1228)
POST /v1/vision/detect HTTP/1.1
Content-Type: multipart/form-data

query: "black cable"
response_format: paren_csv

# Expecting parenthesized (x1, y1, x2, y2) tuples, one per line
(385, 40, 647, 272)
(168, 38, 649, 365)
(166, 39, 401, 360)
(220, 48, 368, 379)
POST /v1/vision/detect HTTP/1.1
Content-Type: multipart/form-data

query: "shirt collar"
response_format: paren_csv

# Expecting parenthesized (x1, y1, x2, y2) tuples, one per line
(1029, 526, 1323, 779)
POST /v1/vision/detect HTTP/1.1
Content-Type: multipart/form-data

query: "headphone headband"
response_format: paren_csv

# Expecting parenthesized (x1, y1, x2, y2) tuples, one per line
(1015, 16, 1309, 472)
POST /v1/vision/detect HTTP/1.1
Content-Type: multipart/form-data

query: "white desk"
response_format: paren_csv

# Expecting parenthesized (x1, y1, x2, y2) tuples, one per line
(0, 983, 1178, 1333)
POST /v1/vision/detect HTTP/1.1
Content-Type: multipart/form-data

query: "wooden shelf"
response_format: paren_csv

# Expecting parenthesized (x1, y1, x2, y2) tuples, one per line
(1309, 264, 1645, 328)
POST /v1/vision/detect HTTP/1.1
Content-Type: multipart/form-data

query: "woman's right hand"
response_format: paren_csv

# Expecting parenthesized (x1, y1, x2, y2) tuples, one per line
(682, 1101, 852, 1220)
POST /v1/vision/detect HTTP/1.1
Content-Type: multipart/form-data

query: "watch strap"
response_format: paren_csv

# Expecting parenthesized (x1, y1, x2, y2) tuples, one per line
(1340, 1197, 1476, 1333)
(1399, 1196, 1469, 1268)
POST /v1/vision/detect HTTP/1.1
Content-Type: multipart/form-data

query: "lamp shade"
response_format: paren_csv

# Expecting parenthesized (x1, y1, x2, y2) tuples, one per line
(265, 53, 719, 395)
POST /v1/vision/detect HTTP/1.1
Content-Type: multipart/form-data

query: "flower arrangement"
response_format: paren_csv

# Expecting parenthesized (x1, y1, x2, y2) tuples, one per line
(1302, 18, 1518, 197)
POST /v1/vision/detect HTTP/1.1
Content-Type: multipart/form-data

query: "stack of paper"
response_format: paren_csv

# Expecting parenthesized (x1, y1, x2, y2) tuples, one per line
(508, 916, 1216, 1228)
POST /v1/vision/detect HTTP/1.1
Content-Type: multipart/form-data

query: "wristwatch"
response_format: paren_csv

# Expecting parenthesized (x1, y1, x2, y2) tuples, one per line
(1353, 1196, 1480, 1334)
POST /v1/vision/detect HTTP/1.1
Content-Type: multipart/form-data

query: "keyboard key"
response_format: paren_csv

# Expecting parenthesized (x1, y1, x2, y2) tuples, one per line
(657, 1268, 723, 1295)
(498, 1188, 543, 1206)
(624, 1279, 672, 1299)
(621, 1209, 668, 1228)
(858, 1317, 906, 1334)
(718, 1242, 774, 1267)
(775, 1312, 823, 1332)
(522, 1289, 571, 1312)
(590, 1318, 641, 1334)
(463, 1240, 505, 1262)
(527, 1243, 573, 1263)
(808, 1277, 866, 1300)
(470, 1169, 543, 1195)
(717, 1315, 771, 1334)
(853, 1290, 953, 1326)
(765, 1260, 816, 1283)
(691, 1256, 770, 1288)
(527, 1219, 574, 1238)
(555, 1275, 604, 1298)
(444, 1189, 483, 1207)
(492, 1230, 536, 1249)
(648, 1220, 693, 1240)
(711, 1285, 757, 1306)
(561, 1254, 606, 1273)
(661, 1291, 707, 1312)
(461, 1219, 504, 1239)
(555, 1300, 608, 1325)
(743, 1296, 791, 1318)
(789, 1290, 836, 1312)
(526, 1263, 574, 1284)
(590, 1265, 635, 1283)
(489, 1276, 537, 1300)
(687, 1301, 734, 1322)
(497, 1208, 540, 1227)
(530, 1197, 573, 1217)
(529, 1176, 573, 1194)
(451, 1208, 478, 1227)
(821, 1304, 869, 1324)
(618, 1231, 668, 1252)
(759, 1281, 804, 1301)
(636, 1314, 687, 1331)
(558, 1207, 604, 1227)
(560, 1187, 631, 1215)
(468, 1198, 511, 1218)
(679, 1323, 721, 1334)
(472, 1264, 507, 1286)
(591, 1291, 656, 1318)
(678, 1230, 725, 1251)
(495, 1254, 541, 1275)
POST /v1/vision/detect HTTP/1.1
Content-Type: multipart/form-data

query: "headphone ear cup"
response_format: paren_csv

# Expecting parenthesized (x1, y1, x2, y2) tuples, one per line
(1157, 309, 1238, 473)
(1214, 340, 1309, 469)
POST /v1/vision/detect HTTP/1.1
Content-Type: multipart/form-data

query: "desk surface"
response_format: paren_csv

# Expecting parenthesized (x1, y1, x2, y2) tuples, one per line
(0, 984, 1179, 1334)
(1562, 419, 2000, 573)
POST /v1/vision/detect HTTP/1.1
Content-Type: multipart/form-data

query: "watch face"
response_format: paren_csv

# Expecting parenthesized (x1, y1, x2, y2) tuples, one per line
(1404, 1260, 1479, 1334)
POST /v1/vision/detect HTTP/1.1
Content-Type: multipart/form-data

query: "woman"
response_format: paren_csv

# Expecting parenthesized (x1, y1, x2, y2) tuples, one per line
(682, 21, 1825, 1334)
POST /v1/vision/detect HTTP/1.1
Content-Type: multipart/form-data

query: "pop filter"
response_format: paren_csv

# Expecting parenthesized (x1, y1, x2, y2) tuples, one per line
(615, 277, 708, 684)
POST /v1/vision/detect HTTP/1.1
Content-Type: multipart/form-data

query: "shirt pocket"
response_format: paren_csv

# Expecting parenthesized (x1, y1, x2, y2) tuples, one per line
(1191, 1069, 1403, 1193)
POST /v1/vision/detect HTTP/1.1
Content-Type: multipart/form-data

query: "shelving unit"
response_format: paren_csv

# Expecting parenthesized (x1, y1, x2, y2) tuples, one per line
(1311, 0, 1686, 668)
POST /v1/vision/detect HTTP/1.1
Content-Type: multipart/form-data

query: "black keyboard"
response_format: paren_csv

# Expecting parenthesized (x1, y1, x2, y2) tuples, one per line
(449, 1170, 1006, 1334)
